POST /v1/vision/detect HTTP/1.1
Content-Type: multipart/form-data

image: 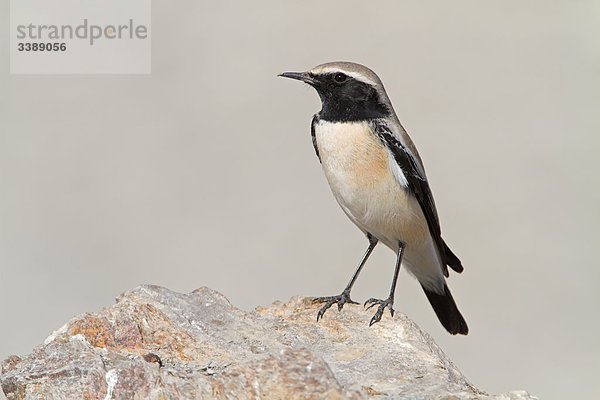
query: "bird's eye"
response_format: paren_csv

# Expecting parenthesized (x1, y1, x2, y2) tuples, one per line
(333, 73, 348, 83)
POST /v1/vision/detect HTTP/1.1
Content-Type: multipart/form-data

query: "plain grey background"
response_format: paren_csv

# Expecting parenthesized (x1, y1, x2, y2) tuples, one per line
(1, 1, 599, 399)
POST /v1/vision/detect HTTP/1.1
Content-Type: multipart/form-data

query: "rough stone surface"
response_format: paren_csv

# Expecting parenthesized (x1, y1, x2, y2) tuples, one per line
(1, 286, 537, 399)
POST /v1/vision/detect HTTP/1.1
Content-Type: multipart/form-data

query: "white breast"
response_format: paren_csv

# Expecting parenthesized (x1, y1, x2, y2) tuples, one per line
(314, 120, 445, 289)
(313, 119, 445, 291)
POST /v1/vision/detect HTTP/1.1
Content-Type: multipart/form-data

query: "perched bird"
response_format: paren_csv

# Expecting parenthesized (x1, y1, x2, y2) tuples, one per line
(279, 62, 468, 335)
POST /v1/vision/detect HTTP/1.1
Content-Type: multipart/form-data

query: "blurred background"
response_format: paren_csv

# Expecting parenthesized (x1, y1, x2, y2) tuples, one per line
(1, 1, 599, 399)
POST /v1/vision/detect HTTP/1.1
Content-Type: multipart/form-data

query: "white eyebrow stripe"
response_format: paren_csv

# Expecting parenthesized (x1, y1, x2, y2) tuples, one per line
(310, 66, 378, 86)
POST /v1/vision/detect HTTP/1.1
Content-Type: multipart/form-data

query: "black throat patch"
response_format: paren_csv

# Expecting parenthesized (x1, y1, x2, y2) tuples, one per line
(314, 74, 391, 123)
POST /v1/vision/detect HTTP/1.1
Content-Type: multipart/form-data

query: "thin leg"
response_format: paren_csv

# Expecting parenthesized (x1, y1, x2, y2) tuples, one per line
(313, 234, 378, 321)
(342, 234, 378, 294)
(364, 241, 405, 326)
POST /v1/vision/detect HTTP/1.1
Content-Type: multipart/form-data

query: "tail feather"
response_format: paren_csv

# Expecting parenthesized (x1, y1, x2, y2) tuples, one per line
(422, 283, 468, 335)
(443, 240, 464, 273)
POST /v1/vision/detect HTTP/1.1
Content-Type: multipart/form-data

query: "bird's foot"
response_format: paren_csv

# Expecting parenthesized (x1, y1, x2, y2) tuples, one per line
(364, 296, 395, 326)
(312, 290, 358, 321)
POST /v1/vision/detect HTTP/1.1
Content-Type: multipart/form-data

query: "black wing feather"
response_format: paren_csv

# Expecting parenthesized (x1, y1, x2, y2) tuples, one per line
(311, 114, 321, 163)
(372, 120, 462, 276)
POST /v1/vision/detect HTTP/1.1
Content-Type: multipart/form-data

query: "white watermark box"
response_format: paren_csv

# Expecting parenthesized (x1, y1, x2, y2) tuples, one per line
(10, 0, 151, 74)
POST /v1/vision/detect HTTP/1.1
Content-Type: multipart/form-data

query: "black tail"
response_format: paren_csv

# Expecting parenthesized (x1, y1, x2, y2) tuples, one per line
(443, 240, 463, 273)
(422, 283, 468, 335)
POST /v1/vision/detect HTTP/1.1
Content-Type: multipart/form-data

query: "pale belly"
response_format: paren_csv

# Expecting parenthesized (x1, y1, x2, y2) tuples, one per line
(314, 120, 430, 249)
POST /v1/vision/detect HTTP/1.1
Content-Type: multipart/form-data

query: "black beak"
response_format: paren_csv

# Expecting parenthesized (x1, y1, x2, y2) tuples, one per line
(278, 71, 317, 86)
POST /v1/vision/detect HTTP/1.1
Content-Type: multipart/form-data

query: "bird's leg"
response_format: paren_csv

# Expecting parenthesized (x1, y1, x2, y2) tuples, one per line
(313, 234, 378, 321)
(364, 241, 405, 326)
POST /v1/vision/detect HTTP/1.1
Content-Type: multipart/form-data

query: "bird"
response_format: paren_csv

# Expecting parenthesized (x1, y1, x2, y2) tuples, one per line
(279, 62, 468, 335)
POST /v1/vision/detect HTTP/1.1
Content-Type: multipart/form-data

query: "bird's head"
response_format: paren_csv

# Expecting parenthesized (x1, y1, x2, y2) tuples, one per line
(279, 61, 393, 122)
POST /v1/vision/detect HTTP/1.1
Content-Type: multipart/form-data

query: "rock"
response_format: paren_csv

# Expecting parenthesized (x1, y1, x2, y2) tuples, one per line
(1, 285, 537, 399)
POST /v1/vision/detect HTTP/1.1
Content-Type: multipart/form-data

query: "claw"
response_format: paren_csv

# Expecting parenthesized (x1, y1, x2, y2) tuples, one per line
(364, 297, 395, 326)
(312, 291, 356, 321)
(363, 298, 380, 310)
(316, 306, 328, 322)
(369, 309, 383, 326)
